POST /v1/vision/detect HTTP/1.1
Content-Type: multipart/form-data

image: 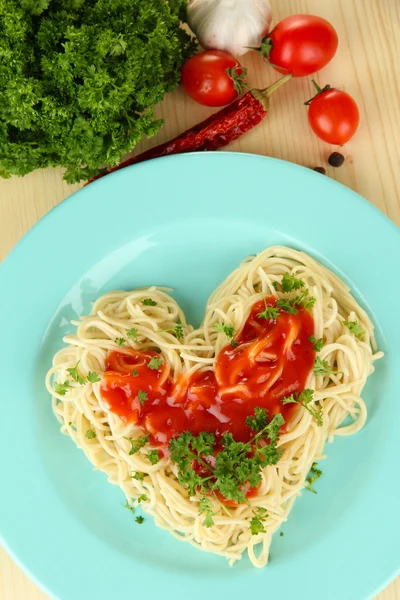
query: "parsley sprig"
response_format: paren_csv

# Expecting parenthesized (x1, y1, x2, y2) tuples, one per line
(313, 357, 340, 377)
(199, 496, 217, 527)
(124, 434, 150, 455)
(54, 381, 71, 396)
(158, 320, 184, 341)
(67, 361, 86, 385)
(142, 298, 157, 307)
(250, 507, 268, 535)
(343, 320, 366, 340)
(308, 336, 324, 352)
(282, 389, 323, 426)
(305, 462, 322, 493)
(214, 321, 235, 339)
(257, 295, 280, 321)
(169, 409, 284, 504)
(148, 357, 163, 370)
(127, 328, 139, 342)
(281, 272, 305, 293)
(277, 289, 316, 314)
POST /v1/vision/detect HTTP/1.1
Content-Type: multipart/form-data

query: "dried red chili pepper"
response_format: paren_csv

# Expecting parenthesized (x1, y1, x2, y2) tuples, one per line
(86, 74, 291, 185)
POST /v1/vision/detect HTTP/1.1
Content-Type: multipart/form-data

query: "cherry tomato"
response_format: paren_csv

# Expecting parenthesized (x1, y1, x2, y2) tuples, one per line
(181, 50, 244, 107)
(267, 15, 338, 77)
(307, 88, 359, 145)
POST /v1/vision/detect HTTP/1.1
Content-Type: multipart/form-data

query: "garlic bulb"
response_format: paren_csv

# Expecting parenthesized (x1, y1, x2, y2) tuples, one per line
(187, 0, 272, 58)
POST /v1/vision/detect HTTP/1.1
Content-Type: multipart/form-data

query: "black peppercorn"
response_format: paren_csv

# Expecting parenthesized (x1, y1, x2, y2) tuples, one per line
(328, 152, 345, 167)
(313, 167, 326, 175)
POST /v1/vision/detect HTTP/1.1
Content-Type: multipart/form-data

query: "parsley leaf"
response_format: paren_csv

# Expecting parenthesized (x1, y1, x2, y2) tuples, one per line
(131, 369, 139, 377)
(148, 357, 163, 370)
(115, 337, 125, 346)
(142, 298, 157, 306)
(343, 320, 366, 340)
(313, 357, 340, 377)
(132, 472, 145, 482)
(67, 361, 86, 385)
(124, 501, 134, 514)
(276, 297, 299, 314)
(137, 494, 148, 503)
(147, 450, 159, 465)
(87, 372, 101, 383)
(257, 303, 280, 321)
(124, 434, 150, 455)
(137, 390, 148, 405)
(214, 322, 235, 339)
(282, 389, 323, 426)
(85, 429, 96, 439)
(127, 328, 139, 342)
(250, 507, 268, 535)
(308, 336, 324, 352)
(135, 516, 144, 524)
(54, 381, 71, 396)
(245, 407, 268, 431)
(158, 320, 184, 341)
(305, 462, 322, 493)
(199, 496, 215, 528)
(277, 289, 316, 314)
(281, 272, 305, 292)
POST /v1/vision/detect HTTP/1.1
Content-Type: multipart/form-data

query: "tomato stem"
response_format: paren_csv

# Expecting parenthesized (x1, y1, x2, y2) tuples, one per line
(304, 80, 331, 105)
(252, 73, 292, 110)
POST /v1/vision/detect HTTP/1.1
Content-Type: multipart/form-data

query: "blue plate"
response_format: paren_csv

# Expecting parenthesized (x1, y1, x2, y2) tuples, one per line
(0, 153, 399, 600)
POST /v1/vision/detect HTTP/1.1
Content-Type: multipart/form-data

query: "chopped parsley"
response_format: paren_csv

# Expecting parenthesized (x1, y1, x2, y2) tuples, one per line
(135, 516, 144, 524)
(305, 462, 322, 494)
(127, 328, 139, 342)
(132, 472, 145, 482)
(313, 357, 340, 377)
(281, 272, 305, 292)
(250, 507, 268, 535)
(124, 434, 150, 455)
(67, 361, 86, 385)
(142, 298, 157, 306)
(85, 429, 96, 439)
(199, 496, 216, 528)
(54, 381, 71, 396)
(115, 337, 125, 346)
(87, 372, 101, 383)
(168, 410, 284, 504)
(131, 369, 139, 377)
(147, 450, 160, 465)
(282, 389, 323, 426)
(343, 320, 366, 340)
(214, 322, 236, 340)
(279, 532, 284, 537)
(308, 336, 324, 352)
(137, 494, 148, 503)
(137, 390, 148, 405)
(148, 357, 163, 370)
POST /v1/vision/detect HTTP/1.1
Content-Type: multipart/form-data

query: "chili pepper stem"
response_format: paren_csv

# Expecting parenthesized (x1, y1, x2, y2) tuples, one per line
(251, 73, 292, 110)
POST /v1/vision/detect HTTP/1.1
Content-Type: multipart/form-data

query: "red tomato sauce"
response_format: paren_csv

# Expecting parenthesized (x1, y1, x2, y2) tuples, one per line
(100, 298, 315, 450)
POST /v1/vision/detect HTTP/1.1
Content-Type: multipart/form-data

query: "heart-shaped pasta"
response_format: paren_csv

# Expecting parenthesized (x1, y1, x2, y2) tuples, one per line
(46, 246, 381, 567)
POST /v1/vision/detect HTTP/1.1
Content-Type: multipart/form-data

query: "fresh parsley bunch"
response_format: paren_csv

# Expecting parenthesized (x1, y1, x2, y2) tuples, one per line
(0, 0, 195, 182)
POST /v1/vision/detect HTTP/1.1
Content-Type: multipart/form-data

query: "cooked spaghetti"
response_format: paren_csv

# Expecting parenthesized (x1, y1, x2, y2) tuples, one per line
(46, 246, 382, 567)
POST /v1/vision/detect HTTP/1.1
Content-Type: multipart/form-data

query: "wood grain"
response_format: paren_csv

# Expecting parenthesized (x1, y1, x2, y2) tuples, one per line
(0, 0, 399, 598)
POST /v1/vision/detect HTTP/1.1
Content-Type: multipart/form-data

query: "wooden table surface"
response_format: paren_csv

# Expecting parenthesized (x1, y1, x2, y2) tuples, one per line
(0, 1, 399, 599)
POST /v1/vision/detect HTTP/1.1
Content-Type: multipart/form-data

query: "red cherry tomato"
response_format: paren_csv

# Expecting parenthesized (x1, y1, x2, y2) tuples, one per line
(307, 88, 360, 145)
(268, 15, 338, 77)
(181, 50, 244, 107)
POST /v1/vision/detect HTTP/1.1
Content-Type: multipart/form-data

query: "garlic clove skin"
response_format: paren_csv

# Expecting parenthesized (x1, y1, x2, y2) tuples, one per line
(187, 0, 272, 58)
